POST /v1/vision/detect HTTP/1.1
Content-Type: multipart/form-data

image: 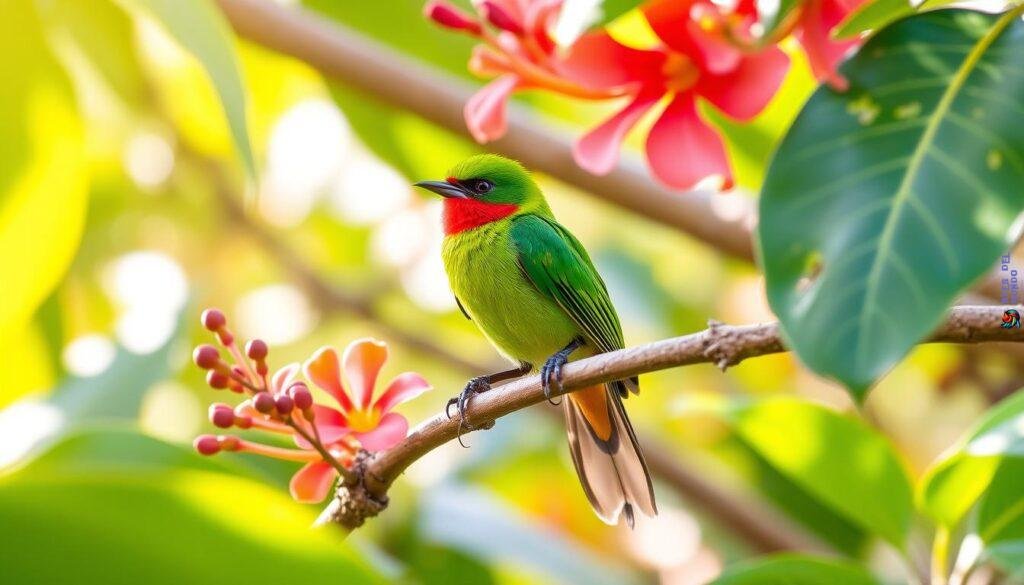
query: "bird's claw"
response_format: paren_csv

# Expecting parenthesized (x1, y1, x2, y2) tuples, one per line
(541, 353, 568, 405)
(446, 377, 491, 447)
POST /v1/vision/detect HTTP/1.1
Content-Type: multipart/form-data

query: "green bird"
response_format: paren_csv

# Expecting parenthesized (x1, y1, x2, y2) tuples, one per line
(415, 154, 657, 527)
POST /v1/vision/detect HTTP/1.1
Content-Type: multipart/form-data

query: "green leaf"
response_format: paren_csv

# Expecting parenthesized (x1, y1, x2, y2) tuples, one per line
(0, 1, 88, 336)
(36, 0, 146, 105)
(0, 433, 384, 585)
(760, 0, 804, 41)
(711, 554, 881, 585)
(759, 9, 1024, 396)
(115, 0, 255, 176)
(421, 484, 641, 585)
(918, 391, 1024, 527)
(834, 0, 915, 39)
(732, 398, 913, 546)
(956, 456, 1024, 576)
(713, 434, 870, 556)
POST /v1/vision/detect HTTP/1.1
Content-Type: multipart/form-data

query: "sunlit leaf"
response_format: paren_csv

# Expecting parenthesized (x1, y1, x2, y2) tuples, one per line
(732, 398, 913, 546)
(834, 0, 915, 39)
(0, 323, 55, 410)
(421, 483, 641, 585)
(37, 0, 146, 105)
(713, 434, 870, 556)
(0, 432, 383, 585)
(0, 1, 88, 337)
(711, 554, 880, 584)
(115, 0, 255, 176)
(918, 391, 1024, 527)
(760, 9, 1024, 396)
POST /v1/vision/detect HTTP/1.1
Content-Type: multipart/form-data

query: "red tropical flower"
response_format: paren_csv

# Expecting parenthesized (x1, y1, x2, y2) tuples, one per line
(558, 0, 789, 190)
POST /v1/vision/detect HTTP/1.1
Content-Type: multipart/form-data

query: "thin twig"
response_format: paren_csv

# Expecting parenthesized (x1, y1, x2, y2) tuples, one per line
(318, 305, 1024, 531)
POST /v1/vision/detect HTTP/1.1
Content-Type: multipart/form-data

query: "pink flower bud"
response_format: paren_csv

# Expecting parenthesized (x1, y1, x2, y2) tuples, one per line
(481, 1, 523, 35)
(253, 392, 276, 414)
(194, 435, 221, 455)
(424, 0, 483, 34)
(201, 308, 226, 331)
(290, 383, 314, 410)
(206, 370, 229, 389)
(193, 345, 220, 369)
(275, 394, 294, 415)
(245, 339, 268, 361)
(235, 416, 252, 429)
(209, 404, 236, 429)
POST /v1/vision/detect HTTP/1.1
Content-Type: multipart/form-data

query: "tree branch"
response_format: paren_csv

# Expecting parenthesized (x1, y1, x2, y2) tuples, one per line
(318, 305, 1024, 532)
(214, 0, 756, 260)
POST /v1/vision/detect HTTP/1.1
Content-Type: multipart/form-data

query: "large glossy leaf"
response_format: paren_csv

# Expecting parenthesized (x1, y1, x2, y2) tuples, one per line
(115, 0, 255, 176)
(732, 398, 913, 547)
(0, 432, 383, 585)
(0, 2, 88, 337)
(711, 554, 880, 585)
(759, 8, 1024, 396)
(918, 391, 1024, 527)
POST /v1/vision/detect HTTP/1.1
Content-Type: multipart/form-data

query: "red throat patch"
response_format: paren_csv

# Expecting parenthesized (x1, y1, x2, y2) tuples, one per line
(443, 198, 519, 235)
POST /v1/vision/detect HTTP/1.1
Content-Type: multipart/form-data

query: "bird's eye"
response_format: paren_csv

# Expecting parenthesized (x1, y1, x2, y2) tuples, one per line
(472, 180, 493, 194)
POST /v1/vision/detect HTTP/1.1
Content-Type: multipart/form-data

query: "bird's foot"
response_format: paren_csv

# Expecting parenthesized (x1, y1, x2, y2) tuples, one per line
(541, 352, 570, 405)
(446, 376, 491, 447)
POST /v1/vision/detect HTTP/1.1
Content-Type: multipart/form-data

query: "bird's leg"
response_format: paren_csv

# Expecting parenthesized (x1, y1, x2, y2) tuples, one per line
(447, 362, 532, 443)
(541, 337, 585, 405)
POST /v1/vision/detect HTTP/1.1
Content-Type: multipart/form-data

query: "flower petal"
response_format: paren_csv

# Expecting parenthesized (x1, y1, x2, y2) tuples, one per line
(303, 347, 353, 411)
(289, 461, 337, 503)
(573, 88, 663, 175)
(643, 0, 701, 55)
(686, 17, 743, 75)
(796, 0, 862, 89)
(645, 94, 733, 190)
(270, 362, 299, 395)
(343, 338, 388, 410)
(465, 74, 519, 143)
(699, 48, 790, 120)
(374, 372, 432, 413)
(353, 412, 409, 452)
(293, 405, 349, 450)
(557, 31, 665, 89)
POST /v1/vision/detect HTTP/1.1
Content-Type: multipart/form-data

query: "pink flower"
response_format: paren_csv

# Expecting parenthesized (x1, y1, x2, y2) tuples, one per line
(427, 0, 628, 142)
(792, 0, 869, 90)
(558, 0, 789, 190)
(192, 309, 432, 504)
(303, 339, 431, 453)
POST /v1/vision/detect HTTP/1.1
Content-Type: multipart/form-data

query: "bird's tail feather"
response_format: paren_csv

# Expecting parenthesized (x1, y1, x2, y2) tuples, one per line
(564, 384, 657, 527)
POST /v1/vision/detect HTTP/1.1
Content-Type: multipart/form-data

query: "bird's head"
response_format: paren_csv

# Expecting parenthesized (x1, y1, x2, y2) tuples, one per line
(414, 154, 551, 235)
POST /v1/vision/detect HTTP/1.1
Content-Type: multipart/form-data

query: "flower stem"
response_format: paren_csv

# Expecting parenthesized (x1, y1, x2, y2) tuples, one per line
(286, 418, 356, 483)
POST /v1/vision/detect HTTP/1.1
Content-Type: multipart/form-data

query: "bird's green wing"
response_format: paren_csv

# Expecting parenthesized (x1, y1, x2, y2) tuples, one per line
(510, 215, 624, 353)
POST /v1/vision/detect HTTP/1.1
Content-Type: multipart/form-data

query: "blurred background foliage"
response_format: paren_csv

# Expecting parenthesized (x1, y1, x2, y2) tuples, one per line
(2, 0, 1023, 583)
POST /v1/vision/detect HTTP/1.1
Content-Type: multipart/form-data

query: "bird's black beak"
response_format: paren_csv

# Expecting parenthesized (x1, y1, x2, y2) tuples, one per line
(414, 180, 470, 199)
